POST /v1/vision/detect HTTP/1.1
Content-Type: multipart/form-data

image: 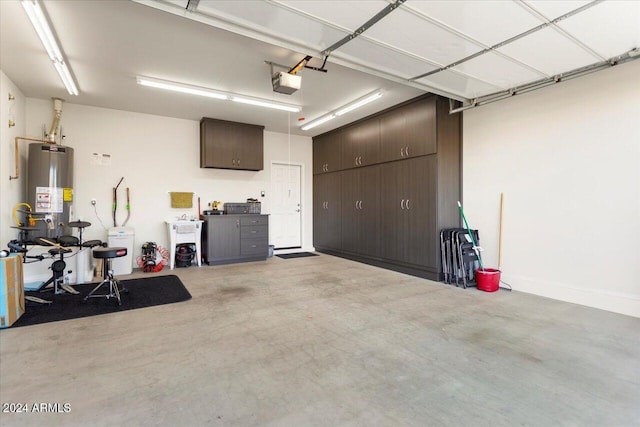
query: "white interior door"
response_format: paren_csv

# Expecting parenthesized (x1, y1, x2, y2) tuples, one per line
(271, 163, 302, 249)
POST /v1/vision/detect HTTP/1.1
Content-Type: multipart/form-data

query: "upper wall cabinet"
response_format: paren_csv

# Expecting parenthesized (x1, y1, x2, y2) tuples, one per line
(380, 97, 436, 162)
(342, 118, 380, 168)
(200, 118, 264, 171)
(313, 130, 342, 174)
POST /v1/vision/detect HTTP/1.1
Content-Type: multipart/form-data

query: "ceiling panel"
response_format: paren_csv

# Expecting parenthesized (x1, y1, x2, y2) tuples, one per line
(415, 70, 503, 99)
(497, 27, 600, 76)
(404, 0, 545, 47)
(558, 1, 640, 58)
(522, 0, 593, 20)
(195, 1, 349, 52)
(452, 51, 546, 89)
(279, 1, 388, 32)
(332, 37, 438, 79)
(363, 7, 483, 67)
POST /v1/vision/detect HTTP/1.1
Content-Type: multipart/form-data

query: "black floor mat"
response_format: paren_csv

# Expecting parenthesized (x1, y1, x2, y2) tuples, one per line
(276, 252, 319, 259)
(9, 275, 191, 328)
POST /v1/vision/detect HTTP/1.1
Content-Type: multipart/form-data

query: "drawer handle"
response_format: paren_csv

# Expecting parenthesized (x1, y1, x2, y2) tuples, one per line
(251, 245, 257, 248)
(251, 231, 257, 234)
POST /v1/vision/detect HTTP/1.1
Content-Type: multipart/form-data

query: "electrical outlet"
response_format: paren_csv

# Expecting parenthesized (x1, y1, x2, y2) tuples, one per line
(91, 199, 97, 206)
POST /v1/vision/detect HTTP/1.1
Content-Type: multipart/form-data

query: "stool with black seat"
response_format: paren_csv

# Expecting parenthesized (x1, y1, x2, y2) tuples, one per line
(85, 247, 128, 305)
(36, 247, 73, 294)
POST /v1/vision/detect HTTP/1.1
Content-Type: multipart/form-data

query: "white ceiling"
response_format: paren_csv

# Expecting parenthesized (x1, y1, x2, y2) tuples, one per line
(1, 0, 638, 136)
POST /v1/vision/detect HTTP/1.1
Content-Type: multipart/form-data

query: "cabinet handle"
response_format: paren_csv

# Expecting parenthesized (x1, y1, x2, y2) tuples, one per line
(406, 199, 410, 210)
(400, 147, 405, 157)
(251, 245, 257, 248)
(251, 230, 257, 234)
(355, 200, 359, 209)
(401, 199, 405, 209)
(237, 159, 240, 166)
(359, 156, 363, 165)
(358, 200, 363, 209)
(405, 146, 409, 156)
(236, 220, 239, 228)
(354, 157, 358, 166)
(232, 159, 236, 166)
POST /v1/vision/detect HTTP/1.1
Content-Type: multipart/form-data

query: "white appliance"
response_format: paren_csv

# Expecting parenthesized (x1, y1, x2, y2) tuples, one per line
(107, 227, 134, 275)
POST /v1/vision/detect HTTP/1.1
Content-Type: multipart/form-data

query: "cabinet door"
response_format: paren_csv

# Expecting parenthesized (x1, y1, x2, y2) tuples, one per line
(208, 216, 241, 261)
(342, 119, 379, 168)
(201, 119, 235, 168)
(380, 107, 405, 162)
(405, 155, 437, 268)
(404, 97, 436, 158)
(313, 131, 342, 174)
(234, 123, 264, 171)
(380, 97, 437, 162)
(380, 160, 409, 262)
(341, 167, 380, 256)
(380, 156, 437, 267)
(313, 173, 341, 250)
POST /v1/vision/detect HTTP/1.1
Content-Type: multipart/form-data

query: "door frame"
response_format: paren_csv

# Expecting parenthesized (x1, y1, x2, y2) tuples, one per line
(270, 161, 305, 251)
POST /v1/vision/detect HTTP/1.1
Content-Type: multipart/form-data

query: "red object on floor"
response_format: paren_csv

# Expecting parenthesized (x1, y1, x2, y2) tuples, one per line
(476, 268, 501, 292)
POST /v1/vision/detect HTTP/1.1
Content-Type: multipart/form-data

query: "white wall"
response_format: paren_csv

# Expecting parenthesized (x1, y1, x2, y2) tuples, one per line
(0, 70, 26, 246)
(16, 99, 313, 262)
(463, 60, 640, 317)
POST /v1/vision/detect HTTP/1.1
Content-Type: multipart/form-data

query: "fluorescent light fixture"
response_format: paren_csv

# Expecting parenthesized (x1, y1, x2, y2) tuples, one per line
(21, 0, 78, 96)
(231, 96, 301, 113)
(53, 62, 78, 96)
(21, 0, 62, 61)
(136, 76, 227, 100)
(301, 89, 383, 131)
(301, 114, 336, 131)
(335, 91, 383, 116)
(136, 76, 302, 113)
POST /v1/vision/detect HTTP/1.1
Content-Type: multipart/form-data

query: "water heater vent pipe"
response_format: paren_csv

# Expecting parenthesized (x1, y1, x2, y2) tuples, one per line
(47, 98, 63, 143)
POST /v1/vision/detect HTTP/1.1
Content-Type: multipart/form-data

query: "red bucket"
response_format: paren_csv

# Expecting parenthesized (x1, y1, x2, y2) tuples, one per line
(475, 268, 501, 292)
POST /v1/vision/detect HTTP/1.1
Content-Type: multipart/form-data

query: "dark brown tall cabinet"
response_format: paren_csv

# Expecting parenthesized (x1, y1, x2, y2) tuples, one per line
(313, 95, 461, 280)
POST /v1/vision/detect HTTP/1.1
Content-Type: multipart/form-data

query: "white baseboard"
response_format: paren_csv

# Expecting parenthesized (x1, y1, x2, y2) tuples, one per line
(505, 273, 640, 318)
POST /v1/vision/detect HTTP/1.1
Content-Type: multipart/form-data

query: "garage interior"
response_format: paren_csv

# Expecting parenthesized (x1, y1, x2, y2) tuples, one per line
(0, 0, 638, 425)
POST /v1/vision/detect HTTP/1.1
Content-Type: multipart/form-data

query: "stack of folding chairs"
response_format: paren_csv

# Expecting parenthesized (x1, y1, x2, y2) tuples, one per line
(440, 228, 481, 288)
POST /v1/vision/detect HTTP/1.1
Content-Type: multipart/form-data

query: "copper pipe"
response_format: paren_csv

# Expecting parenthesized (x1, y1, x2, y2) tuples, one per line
(10, 136, 54, 180)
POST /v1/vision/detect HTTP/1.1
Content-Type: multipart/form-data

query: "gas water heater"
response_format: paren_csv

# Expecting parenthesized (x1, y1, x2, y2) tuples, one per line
(26, 143, 74, 240)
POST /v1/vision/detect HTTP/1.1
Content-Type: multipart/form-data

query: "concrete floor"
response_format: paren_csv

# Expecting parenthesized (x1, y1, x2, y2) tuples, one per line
(0, 253, 638, 426)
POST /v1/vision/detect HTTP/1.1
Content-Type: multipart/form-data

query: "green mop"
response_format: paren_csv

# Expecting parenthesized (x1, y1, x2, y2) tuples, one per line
(457, 201, 484, 271)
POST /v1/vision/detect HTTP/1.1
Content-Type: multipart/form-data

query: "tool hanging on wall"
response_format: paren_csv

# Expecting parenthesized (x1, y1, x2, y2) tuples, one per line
(112, 177, 124, 227)
(122, 187, 131, 227)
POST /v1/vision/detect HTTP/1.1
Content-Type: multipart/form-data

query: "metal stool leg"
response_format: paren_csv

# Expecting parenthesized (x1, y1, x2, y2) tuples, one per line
(83, 258, 122, 305)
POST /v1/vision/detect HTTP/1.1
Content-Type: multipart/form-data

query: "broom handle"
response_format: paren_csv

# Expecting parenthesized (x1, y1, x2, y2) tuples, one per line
(498, 193, 504, 269)
(457, 201, 484, 270)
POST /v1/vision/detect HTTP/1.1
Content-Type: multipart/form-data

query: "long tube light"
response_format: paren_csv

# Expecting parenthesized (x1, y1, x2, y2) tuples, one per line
(301, 114, 336, 131)
(136, 76, 227, 100)
(136, 76, 301, 113)
(335, 90, 383, 116)
(21, 0, 78, 96)
(301, 89, 383, 131)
